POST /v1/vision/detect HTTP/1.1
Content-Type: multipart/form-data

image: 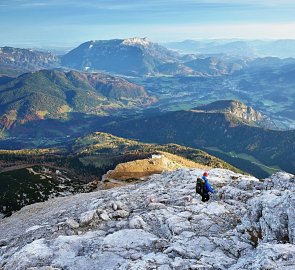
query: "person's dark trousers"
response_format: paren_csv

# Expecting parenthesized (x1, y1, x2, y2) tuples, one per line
(202, 193, 210, 202)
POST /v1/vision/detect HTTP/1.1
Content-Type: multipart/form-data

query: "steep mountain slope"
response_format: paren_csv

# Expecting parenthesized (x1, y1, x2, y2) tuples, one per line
(0, 69, 154, 130)
(61, 37, 179, 75)
(0, 168, 294, 269)
(102, 102, 295, 176)
(0, 47, 59, 76)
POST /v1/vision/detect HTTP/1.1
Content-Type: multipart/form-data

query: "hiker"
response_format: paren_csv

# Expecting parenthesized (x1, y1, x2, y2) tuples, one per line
(196, 172, 215, 202)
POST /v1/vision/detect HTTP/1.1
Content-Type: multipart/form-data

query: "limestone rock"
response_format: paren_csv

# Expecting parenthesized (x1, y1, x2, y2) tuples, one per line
(110, 210, 129, 219)
(0, 169, 294, 269)
(65, 218, 79, 229)
(99, 212, 110, 221)
(129, 216, 149, 230)
(79, 210, 97, 226)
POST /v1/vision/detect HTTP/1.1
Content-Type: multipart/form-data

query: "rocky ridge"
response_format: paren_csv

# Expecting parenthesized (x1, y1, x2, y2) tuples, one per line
(0, 168, 294, 269)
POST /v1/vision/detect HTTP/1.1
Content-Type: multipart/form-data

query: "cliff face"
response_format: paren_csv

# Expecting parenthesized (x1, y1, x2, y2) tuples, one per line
(226, 100, 263, 123)
(194, 100, 263, 124)
(0, 168, 294, 269)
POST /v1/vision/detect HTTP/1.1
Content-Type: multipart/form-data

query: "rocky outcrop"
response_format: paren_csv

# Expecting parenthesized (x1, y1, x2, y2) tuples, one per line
(0, 169, 294, 269)
(103, 152, 208, 181)
(194, 100, 263, 124)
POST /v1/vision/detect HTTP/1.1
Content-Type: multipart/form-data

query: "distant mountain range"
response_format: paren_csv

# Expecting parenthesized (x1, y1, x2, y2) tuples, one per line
(61, 38, 295, 76)
(0, 69, 154, 131)
(60, 38, 251, 76)
(102, 100, 295, 177)
(0, 47, 59, 77)
(2, 38, 295, 78)
(163, 39, 295, 58)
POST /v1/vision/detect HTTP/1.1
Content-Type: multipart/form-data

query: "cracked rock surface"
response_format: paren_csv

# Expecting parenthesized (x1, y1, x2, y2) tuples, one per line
(0, 169, 294, 269)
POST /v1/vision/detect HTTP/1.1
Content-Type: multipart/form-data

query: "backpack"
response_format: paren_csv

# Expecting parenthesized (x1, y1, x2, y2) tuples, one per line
(196, 178, 205, 195)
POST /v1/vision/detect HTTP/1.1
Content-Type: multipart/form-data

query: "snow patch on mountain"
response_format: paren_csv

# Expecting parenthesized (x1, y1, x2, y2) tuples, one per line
(122, 37, 151, 47)
(0, 168, 294, 269)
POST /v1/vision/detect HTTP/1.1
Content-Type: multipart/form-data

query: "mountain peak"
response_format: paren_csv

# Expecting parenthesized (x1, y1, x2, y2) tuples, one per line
(61, 38, 178, 75)
(122, 37, 151, 47)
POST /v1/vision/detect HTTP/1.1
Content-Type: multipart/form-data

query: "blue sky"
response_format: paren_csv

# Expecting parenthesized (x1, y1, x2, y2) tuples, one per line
(1, 0, 295, 48)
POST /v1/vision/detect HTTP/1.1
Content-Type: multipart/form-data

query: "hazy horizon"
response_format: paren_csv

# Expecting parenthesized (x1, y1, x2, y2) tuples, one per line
(1, 0, 295, 48)
(3, 37, 295, 51)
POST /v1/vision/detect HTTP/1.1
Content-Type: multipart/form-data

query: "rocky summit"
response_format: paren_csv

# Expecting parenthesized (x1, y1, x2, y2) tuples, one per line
(0, 168, 294, 269)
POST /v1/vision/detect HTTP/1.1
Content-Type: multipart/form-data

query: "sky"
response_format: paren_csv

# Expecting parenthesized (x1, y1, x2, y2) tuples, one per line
(1, 0, 295, 48)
